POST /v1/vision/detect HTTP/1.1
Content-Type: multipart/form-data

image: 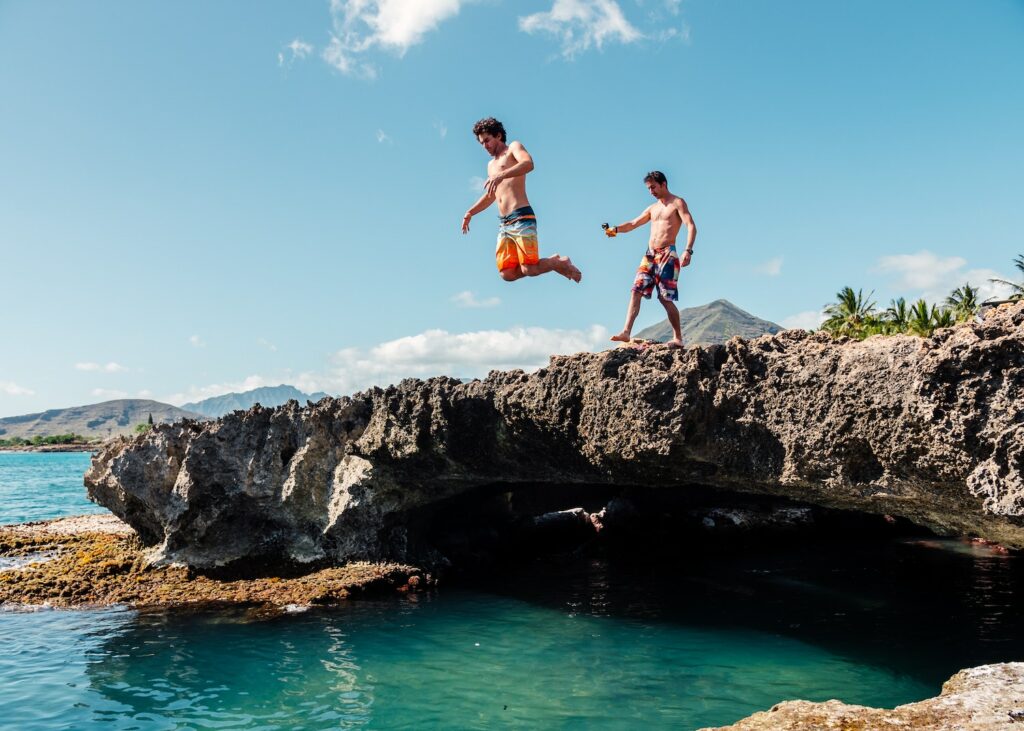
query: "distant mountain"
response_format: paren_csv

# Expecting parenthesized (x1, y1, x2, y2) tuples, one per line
(182, 385, 332, 419)
(635, 299, 783, 345)
(0, 400, 206, 440)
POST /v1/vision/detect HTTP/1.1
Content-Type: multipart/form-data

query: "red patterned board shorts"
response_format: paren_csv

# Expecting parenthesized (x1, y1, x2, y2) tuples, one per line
(633, 245, 680, 301)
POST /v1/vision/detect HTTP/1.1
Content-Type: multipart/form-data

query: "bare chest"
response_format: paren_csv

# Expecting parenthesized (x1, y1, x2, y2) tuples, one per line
(489, 152, 518, 175)
(651, 204, 681, 227)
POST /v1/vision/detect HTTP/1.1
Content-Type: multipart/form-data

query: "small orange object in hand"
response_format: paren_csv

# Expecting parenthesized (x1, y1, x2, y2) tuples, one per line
(602, 223, 617, 238)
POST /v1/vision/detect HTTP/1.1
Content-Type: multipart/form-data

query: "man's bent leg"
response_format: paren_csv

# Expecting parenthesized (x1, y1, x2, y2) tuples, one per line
(500, 267, 526, 282)
(658, 296, 684, 347)
(611, 291, 644, 342)
(521, 255, 581, 282)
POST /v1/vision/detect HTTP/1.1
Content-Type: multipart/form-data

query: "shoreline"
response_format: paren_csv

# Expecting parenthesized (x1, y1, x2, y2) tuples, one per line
(0, 444, 101, 454)
(0, 514, 429, 610)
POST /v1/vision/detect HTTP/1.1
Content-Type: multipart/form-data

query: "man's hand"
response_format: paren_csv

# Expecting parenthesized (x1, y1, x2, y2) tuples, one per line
(681, 249, 693, 267)
(602, 223, 618, 238)
(461, 213, 472, 234)
(484, 174, 504, 197)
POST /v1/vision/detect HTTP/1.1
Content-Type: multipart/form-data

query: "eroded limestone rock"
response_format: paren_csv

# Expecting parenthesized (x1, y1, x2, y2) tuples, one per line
(85, 303, 1024, 568)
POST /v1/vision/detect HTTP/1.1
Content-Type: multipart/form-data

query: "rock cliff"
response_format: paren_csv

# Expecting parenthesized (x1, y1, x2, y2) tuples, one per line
(85, 303, 1024, 568)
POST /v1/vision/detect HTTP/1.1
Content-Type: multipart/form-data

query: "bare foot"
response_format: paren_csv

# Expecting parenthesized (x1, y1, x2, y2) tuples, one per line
(665, 339, 685, 349)
(552, 255, 582, 283)
(610, 332, 632, 343)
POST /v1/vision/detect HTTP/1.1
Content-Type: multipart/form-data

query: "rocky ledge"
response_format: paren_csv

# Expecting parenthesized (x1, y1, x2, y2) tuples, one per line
(85, 302, 1023, 569)
(702, 663, 1024, 730)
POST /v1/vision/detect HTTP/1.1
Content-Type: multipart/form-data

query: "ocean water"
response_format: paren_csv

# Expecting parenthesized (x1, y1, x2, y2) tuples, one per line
(2, 454, 1024, 730)
(0, 452, 100, 524)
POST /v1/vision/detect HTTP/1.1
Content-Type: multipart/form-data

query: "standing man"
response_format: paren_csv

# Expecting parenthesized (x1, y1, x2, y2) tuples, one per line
(462, 117, 581, 283)
(604, 171, 696, 348)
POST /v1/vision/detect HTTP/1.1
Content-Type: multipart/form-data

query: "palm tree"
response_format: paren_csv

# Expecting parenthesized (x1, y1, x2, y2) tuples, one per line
(989, 254, 1024, 301)
(908, 299, 935, 337)
(945, 283, 980, 322)
(932, 306, 955, 329)
(823, 287, 876, 336)
(884, 297, 910, 333)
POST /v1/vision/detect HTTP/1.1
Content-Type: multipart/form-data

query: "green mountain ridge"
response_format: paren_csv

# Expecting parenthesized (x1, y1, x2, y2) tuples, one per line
(183, 385, 331, 418)
(635, 299, 783, 345)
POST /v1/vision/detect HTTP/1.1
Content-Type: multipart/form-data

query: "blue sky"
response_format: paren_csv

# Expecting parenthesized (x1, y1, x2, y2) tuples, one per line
(1, 0, 1022, 416)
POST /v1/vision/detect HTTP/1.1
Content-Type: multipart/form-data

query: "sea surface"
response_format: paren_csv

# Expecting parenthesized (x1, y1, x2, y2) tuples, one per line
(2, 453, 1024, 730)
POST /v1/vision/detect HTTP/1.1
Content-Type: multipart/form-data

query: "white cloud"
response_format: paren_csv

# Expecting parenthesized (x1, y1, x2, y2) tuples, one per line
(519, 0, 643, 58)
(469, 176, 485, 192)
(324, 0, 468, 78)
(257, 338, 278, 352)
(189, 335, 206, 348)
(75, 361, 127, 373)
(278, 38, 314, 67)
(136, 390, 153, 398)
(91, 388, 128, 400)
(451, 290, 501, 308)
(781, 310, 826, 331)
(754, 257, 783, 277)
(174, 325, 609, 403)
(874, 250, 1017, 303)
(0, 381, 34, 396)
(434, 120, 448, 139)
(875, 251, 966, 291)
(376, 129, 392, 144)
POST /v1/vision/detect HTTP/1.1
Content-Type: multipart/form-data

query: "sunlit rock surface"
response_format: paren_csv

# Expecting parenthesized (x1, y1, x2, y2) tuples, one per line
(701, 663, 1024, 730)
(85, 303, 1024, 568)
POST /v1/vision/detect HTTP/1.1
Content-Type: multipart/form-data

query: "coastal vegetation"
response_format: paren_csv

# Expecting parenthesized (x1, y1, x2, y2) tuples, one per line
(820, 253, 1023, 340)
(0, 433, 96, 448)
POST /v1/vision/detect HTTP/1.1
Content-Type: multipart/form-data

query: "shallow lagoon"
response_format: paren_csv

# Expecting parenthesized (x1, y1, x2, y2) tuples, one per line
(2, 453, 1023, 730)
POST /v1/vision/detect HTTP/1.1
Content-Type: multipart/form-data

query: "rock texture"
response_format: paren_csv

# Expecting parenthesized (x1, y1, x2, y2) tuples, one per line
(700, 663, 1024, 730)
(85, 303, 1024, 568)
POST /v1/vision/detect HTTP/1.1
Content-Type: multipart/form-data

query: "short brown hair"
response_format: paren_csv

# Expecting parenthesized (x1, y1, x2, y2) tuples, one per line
(472, 117, 506, 142)
(644, 170, 667, 185)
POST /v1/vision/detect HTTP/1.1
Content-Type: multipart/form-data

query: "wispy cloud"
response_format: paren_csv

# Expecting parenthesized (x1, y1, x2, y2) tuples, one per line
(451, 290, 501, 308)
(781, 310, 826, 331)
(434, 120, 448, 139)
(376, 129, 392, 144)
(137, 390, 153, 398)
(169, 325, 608, 404)
(75, 361, 127, 373)
(519, 0, 643, 58)
(323, 0, 470, 78)
(469, 176, 485, 192)
(91, 388, 128, 400)
(257, 338, 278, 352)
(189, 335, 206, 348)
(278, 38, 314, 67)
(0, 381, 34, 396)
(754, 257, 783, 277)
(874, 250, 1016, 303)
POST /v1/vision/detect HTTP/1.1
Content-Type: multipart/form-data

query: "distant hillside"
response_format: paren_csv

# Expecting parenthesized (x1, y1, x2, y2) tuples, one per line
(182, 385, 332, 419)
(0, 400, 206, 440)
(635, 299, 783, 345)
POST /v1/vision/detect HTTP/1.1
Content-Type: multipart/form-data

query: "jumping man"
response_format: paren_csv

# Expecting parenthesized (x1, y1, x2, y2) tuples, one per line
(462, 117, 581, 283)
(604, 171, 697, 348)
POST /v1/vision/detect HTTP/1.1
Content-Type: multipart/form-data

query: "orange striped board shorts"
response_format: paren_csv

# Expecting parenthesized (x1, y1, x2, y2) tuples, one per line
(495, 206, 540, 272)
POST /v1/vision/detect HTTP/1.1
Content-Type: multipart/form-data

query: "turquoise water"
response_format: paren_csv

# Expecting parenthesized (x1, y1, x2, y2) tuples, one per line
(0, 452, 100, 524)
(2, 454, 1024, 729)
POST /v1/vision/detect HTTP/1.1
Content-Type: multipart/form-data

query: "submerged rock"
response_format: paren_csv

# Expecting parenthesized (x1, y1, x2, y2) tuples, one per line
(700, 662, 1024, 730)
(85, 303, 1024, 568)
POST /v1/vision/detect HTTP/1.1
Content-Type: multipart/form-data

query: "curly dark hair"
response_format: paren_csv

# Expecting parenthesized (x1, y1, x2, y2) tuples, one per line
(644, 170, 667, 185)
(472, 117, 507, 142)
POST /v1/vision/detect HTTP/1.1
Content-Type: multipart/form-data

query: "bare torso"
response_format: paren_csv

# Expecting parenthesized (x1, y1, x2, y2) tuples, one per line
(647, 195, 684, 249)
(488, 145, 530, 216)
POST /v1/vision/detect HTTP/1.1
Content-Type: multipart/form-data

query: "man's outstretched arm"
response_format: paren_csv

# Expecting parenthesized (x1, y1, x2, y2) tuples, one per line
(606, 207, 652, 236)
(462, 191, 496, 234)
(484, 141, 534, 196)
